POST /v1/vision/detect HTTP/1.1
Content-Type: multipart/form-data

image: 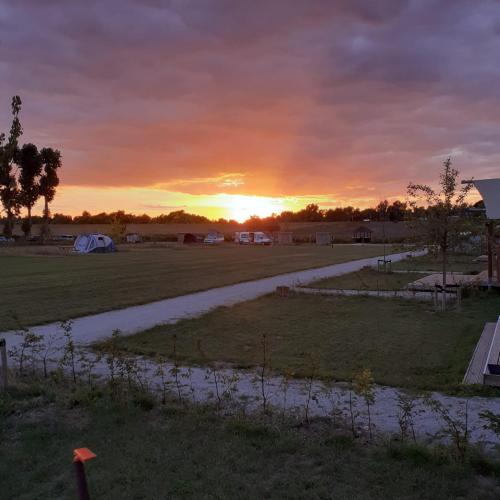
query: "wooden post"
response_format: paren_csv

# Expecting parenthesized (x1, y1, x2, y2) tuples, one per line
(487, 222, 494, 286)
(457, 286, 462, 312)
(73, 448, 96, 500)
(496, 245, 500, 285)
(0, 339, 7, 391)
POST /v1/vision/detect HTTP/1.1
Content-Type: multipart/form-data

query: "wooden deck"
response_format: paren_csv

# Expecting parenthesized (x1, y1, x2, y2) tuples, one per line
(463, 322, 497, 385)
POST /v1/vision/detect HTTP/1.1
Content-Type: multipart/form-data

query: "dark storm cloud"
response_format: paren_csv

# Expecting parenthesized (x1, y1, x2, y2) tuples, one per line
(0, 0, 499, 198)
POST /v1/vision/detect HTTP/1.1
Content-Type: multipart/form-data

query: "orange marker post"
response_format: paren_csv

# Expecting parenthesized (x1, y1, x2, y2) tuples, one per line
(73, 448, 96, 500)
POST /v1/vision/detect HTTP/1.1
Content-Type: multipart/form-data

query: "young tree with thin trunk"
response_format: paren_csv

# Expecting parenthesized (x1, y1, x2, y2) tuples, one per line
(407, 158, 473, 310)
(0, 96, 23, 236)
(18, 143, 42, 238)
(39, 147, 62, 241)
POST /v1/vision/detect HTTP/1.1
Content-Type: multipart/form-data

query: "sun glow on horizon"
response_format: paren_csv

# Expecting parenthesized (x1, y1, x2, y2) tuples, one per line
(29, 185, 396, 221)
(32, 186, 302, 221)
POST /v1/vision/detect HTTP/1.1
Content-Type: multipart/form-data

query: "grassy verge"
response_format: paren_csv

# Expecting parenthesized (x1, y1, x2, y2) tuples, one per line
(393, 253, 487, 274)
(110, 292, 500, 392)
(1, 380, 499, 499)
(307, 266, 425, 290)
(0, 243, 395, 330)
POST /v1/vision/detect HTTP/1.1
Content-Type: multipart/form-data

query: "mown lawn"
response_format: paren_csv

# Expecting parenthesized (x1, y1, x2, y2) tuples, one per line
(113, 292, 500, 391)
(392, 253, 487, 274)
(1, 382, 499, 500)
(308, 266, 425, 290)
(0, 243, 394, 330)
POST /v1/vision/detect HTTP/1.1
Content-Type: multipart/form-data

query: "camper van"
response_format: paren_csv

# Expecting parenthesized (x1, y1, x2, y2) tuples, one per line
(234, 231, 272, 245)
(204, 231, 224, 245)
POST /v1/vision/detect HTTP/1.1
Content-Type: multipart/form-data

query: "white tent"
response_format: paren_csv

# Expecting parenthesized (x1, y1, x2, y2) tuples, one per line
(73, 234, 116, 253)
(474, 179, 500, 219)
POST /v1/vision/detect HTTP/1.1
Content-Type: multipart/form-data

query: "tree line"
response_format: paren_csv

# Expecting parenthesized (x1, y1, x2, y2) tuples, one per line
(7, 198, 482, 232)
(0, 96, 62, 238)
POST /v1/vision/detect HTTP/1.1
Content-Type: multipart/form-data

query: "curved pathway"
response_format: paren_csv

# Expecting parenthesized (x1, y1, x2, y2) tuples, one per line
(1, 249, 424, 348)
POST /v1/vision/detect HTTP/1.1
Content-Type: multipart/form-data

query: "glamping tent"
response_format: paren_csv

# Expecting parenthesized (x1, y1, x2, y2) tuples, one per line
(73, 234, 116, 254)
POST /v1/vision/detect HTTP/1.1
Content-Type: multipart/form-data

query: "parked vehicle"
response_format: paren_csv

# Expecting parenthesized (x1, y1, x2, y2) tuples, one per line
(234, 231, 272, 245)
(0, 235, 14, 244)
(52, 234, 75, 242)
(235, 231, 249, 244)
(204, 230, 224, 244)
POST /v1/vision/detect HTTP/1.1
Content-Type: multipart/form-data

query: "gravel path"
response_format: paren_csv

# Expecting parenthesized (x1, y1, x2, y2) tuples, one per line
(0, 249, 424, 348)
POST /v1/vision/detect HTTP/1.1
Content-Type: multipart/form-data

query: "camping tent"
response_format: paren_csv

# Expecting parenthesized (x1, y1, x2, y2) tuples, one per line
(73, 234, 116, 253)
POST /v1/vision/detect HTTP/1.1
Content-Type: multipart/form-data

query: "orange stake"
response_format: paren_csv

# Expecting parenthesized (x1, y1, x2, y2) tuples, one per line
(73, 448, 96, 500)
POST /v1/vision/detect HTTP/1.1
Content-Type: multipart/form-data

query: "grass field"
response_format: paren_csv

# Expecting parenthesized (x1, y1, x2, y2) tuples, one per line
(0, 244, 395, 330)
(113, 292, 500, 391)
(308, 266, 425, 290)
(393, 253, 487, 274)
(2, 381, 499, 499)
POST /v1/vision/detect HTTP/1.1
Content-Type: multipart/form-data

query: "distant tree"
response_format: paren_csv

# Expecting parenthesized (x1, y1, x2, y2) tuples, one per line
(387, 200, 407, 221)
(407, 158, 473, 310)
(51, 213, 73, 224)
(0, 96, 23, 236)
(39, 147, 62, 241)
(18, 143, 42, 237)
(376, 200, 389, 220)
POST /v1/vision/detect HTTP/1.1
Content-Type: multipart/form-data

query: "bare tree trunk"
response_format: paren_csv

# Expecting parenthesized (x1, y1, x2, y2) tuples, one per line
(41, 196, 49, 243)
(27, 206, 32, 238)
(442, 245, 447, 311)
(3, 206, 13, 237)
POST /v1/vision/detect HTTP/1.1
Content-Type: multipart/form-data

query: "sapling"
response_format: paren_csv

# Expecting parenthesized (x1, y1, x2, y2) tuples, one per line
(302, 355, 318, 425)
(181, 366, 197, 403)
(425, 396, 470, 461)
(347, 381, 359, 438)
(280, 368, 294, 423)
(78, 349, 101, 387)
(479, 410, 500, 440)
(154, 355, 169, 404)
(395, 392, 421, 443)
(170, 334, 183, 404)
(102, 329, 122, 394)
(198, 339, 223, 414)
(59, 320, 77, 383)
(354, 368, 376, 440)
(41, 331, 61, 378)
(8, 324, 43, 376)
(260, 333, 269, 413)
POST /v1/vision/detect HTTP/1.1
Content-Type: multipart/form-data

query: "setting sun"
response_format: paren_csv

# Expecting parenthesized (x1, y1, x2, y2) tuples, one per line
(225, 195, 286, 222)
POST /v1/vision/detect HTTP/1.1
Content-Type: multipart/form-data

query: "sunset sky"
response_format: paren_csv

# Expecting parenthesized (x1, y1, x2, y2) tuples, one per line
(1, 0, 498, 221)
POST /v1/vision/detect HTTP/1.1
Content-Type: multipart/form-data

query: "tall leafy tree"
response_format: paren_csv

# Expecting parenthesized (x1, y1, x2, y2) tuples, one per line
(0, 96, 23, 236)
(39, 147, 62, 241)
(18, 143, 42, 237)
(407, 158, 473, 310)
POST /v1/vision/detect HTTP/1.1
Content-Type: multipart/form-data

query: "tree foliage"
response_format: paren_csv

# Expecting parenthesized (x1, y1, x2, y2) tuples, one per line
(407, 158, 474, 308)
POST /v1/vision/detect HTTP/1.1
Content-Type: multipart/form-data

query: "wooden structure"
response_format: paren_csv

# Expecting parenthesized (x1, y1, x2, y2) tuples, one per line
(126, 233, 142, 243)
(352, 226, 372, 243)
(315, 232, 332, 246)
(177, 233, 204, 244)
(273, 231, 293, 245)
(464, 316, 500, 386)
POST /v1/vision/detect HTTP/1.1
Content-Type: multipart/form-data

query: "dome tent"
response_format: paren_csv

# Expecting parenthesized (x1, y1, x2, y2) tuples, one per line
(73, 234, 116, 254)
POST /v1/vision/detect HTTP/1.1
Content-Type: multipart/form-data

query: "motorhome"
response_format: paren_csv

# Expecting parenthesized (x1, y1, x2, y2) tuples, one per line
(234, 231, 272, 245)
(204, 230, 224, 244)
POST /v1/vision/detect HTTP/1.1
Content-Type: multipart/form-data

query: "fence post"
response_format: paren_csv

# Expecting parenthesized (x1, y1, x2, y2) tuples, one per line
(0, 339, 7, 391)
(73, 448, 96, 500)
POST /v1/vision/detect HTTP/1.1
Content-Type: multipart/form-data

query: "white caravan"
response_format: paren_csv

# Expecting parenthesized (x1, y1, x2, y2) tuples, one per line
(204, 230, 224, 244)
(234, 231, 272, 245)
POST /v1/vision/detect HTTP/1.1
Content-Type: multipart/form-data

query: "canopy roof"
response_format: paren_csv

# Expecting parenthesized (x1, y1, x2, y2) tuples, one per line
(473, 179, 500, 219)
